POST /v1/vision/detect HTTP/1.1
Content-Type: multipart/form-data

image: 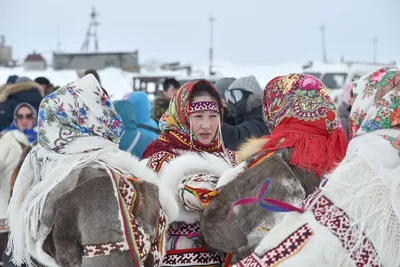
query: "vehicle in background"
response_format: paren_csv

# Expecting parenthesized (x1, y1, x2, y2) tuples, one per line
(302, 60, 397, 107)
(131, 75, 222, 103)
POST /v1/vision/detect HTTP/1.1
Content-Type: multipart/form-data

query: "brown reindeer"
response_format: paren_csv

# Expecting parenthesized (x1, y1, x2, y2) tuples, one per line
(198, 138, 321, 263)
(6, 145, 172, 267)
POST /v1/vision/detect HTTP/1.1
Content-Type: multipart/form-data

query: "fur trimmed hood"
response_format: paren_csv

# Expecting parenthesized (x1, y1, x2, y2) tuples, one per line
(246, 92, 263, 112)
(0, 81, 44, 102)
(158, 152, 233, 223)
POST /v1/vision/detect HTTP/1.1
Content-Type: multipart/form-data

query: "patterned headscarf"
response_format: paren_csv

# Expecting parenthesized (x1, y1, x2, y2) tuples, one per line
(142, 79, 224, 158)
(349, 67, 400, 148)
(37, 74, 125, 153)
(262, 74, 348, 177)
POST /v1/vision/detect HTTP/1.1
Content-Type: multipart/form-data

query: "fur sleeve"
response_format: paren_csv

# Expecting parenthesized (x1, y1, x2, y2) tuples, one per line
(158, 152, 233, 222)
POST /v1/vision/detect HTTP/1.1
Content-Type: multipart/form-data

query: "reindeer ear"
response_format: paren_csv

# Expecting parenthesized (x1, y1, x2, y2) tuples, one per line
(275, 148, 290, 162)
(245, 152, 262, 165)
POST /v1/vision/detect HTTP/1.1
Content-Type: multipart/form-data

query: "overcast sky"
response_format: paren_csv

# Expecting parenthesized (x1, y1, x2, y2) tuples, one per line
(1, 0, 399, 66)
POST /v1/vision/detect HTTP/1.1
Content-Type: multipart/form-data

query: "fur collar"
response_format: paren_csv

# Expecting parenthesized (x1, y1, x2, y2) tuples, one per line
(1, 130, 30, 147)
(158, 151, 232, 223)
(10, 130, 30, 146)
(246, 92, 263, 112)
(236, 137, 269, 163)
(0, 82, 44, 102)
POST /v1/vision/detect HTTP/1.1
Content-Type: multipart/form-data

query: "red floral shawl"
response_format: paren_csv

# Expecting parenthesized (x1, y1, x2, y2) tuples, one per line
(261, 74, 348, 177)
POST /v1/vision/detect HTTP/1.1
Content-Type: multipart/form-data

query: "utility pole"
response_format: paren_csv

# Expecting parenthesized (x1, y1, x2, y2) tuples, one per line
(209, 15, 216, 76)
(56, 25, 61, 52)
(373, 36, 378, 63)
(320, 24, 327, 63)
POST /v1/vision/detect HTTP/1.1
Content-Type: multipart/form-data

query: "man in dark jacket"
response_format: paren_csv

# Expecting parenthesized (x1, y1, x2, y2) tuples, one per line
(151, 78, 180, 123)
(214, 77, 236, 125)
(221, 75, 270, 150)
(0, 77, 44, 131)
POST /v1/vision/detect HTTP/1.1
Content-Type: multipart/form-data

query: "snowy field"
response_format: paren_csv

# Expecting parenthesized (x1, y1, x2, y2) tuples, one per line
(0, 61, 303, 101)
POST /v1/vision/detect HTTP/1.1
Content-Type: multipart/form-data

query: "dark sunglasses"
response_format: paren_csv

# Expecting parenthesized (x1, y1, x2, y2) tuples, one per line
(16, 113, 33, 120)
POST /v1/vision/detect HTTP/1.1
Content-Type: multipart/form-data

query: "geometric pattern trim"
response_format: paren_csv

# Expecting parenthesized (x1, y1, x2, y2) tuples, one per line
(312, 195, 379, 267)
(233, 224, 313, 267)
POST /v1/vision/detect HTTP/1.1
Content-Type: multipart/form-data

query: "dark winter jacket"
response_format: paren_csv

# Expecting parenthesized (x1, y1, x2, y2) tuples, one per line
(222, 107, 236, 125)
(222, 94, 270, 150)
(0, 82, 44, 131)
(338, 101, 350, 140)
(151, 94, 170, 123)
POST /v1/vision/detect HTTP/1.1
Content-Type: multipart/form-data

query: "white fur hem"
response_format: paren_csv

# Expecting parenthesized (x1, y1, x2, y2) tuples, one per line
(216, 161, 247, 189)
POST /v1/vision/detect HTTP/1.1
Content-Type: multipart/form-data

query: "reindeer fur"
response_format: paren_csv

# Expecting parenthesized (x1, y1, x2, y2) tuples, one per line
(199, 138, 320, 262)
(38, 162, 163, 267)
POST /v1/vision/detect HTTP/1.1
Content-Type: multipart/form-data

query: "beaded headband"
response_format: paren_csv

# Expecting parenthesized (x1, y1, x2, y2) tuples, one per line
(188, 101, 220, 114)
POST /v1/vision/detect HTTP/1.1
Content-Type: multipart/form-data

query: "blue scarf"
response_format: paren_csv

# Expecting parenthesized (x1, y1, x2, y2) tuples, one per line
(5, 124, 38, 144)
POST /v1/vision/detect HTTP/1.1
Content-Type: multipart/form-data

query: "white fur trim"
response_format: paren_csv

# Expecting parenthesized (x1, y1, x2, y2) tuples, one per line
(216, 161, 247, 189)
(10, 130, 30, 146)
(159, 152, 232, 223)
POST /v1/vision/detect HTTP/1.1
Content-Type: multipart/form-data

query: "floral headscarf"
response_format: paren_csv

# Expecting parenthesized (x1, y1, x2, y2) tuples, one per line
(142, 79, 224, 158)
(262, 74, 348, 177)
(37, 74, 125, 153)
(349, 67, 400, 148)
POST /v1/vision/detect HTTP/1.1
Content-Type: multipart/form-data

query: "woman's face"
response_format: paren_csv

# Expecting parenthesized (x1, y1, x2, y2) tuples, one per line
(189, 95, 220, 145)
(15, 106, 34, 130)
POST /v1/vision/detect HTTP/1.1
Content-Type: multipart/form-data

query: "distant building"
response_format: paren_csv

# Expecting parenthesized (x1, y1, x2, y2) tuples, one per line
(23, 52, 46, 70)
(52, 51, 139, 72)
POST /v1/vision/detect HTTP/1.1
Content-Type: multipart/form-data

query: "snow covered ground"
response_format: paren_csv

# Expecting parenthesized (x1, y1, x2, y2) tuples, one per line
(0, 61, 304, 101)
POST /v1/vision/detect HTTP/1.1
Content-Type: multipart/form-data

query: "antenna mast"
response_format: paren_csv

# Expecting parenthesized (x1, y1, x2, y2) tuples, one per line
(373, 36, 378, 63)
(81, 6, 100, 52)
(320, 24, 327, 63)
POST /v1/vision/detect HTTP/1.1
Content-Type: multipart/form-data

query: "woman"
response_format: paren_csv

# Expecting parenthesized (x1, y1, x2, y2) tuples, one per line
(0, 77, 44, 131)
(7, 74, 177, 267)
(232, 68, 400, 266)
(0, 103, 37, 225)
(124, 91, 160, 140)
(0, 103, 37, 267)
(113, 100, 153, 159)
(338, 82, 353, 139)
(142, 79, 237, 266)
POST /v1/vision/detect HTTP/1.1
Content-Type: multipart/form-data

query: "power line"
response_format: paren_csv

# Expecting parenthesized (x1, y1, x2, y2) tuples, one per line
(209, 15, 216, 76)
